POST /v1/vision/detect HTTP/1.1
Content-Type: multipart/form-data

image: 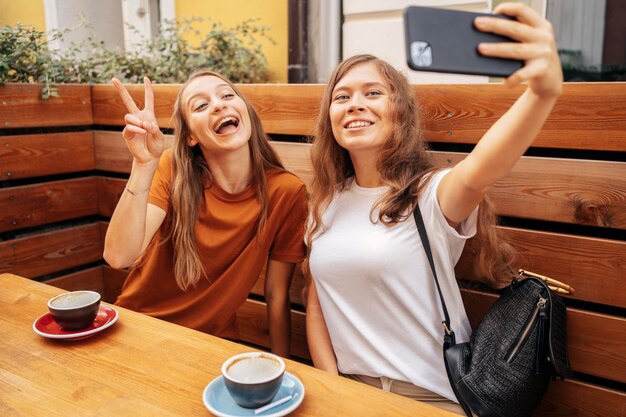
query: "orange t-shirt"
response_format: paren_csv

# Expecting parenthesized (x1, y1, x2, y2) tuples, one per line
(115, 150, 307, 340)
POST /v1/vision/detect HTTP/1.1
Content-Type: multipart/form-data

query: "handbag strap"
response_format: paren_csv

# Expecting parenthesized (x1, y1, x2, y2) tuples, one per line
(412, 205, 456, 347)
(414, 204, 474, 417)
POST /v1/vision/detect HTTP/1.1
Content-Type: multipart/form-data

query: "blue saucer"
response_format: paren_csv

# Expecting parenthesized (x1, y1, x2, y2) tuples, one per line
(203, 371, 305, 417)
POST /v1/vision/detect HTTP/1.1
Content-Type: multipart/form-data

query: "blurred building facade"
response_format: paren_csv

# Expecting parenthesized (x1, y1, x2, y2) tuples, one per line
(1, 0, 624, 83)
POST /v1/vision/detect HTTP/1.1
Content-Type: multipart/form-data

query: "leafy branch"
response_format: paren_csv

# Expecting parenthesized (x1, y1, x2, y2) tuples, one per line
(0, 18, 274, 99)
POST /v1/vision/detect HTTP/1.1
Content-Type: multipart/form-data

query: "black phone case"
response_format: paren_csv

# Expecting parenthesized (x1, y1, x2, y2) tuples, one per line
(404, 6, 523, 77)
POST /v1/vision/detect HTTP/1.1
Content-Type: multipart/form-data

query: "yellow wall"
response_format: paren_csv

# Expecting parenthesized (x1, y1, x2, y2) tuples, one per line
(176, 0, 287, 82)
(0, 0, 46, 30)
(0, 0, 288, 82)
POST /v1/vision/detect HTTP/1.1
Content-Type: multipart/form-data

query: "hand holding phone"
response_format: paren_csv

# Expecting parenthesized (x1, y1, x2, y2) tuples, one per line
(404, 6, 523, 77)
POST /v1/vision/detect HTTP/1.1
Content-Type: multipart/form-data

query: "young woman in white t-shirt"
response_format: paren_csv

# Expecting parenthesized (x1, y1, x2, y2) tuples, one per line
(304, 3, 562, 414)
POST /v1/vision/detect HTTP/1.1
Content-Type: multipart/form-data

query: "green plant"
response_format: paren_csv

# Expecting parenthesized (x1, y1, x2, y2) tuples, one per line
(1, 18, 274, 99)
(0, 23, 60, 98)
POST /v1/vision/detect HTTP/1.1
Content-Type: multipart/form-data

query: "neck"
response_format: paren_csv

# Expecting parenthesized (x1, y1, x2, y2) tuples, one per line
(350, 150, 383, 188)
(201, 145, 254, 194)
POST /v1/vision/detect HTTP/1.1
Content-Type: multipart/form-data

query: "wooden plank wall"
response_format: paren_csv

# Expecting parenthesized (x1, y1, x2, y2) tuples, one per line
(2, 82, 625, 417)
(0, 85, 99, 287)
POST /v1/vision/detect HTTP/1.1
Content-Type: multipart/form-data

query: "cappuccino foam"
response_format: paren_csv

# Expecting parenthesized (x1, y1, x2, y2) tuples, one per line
(227, 356, 280, 383)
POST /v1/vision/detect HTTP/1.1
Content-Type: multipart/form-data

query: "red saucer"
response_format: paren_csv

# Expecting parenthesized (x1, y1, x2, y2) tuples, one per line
(33, 305, 118, 340)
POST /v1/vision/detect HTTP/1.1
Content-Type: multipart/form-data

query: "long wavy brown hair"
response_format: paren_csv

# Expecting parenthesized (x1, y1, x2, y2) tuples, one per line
(304, 54, 515, 290)
(168, 69, 285, 290)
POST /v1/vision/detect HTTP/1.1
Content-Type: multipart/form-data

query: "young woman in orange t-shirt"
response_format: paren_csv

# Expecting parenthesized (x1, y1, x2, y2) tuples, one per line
(104, 70, 307, 357)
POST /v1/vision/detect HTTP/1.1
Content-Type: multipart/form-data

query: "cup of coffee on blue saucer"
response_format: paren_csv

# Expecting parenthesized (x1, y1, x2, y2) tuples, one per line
(221, 352, 285, 408)
(47, 291, 101, 331)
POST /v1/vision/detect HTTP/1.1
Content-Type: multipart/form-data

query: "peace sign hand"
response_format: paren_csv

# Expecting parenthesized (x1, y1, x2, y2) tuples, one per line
(112, 77, 165, 166)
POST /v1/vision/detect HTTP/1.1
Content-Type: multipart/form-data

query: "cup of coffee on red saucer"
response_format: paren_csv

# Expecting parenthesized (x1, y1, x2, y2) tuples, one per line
(47, 291, 101, 331)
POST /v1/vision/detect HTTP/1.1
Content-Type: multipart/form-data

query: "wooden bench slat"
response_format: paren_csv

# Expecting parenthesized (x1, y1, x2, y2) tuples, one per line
(461, 289, 626, 384)
(91, 84, 180, 131)
(567, 310, 626, 385)
(236, 299, 309, 360)
(430, 152, 626, 230)
(270, 142, 314, 189)
(536, 378, 626, 417)
(0, 178, 98, 232)
(418, 83, 626, 152)
(0, 224, 102, 278)
(457, 226, 626, 308)
(44, 266, 104, 294)
(97, 177, 127, 217)
(94, 130, 174, 173)
(240, 85, 322, 136)
(0, 132, 95, 180)
(91, 84, 322, 136)
(91, 83, 626, 151)
(94, 130, 133, 173)
(0, 84, 93, 128)
(99, 222, 109, 257)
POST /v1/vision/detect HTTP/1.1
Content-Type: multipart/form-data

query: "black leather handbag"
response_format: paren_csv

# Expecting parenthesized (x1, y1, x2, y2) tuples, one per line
(413, 206, 573, 417)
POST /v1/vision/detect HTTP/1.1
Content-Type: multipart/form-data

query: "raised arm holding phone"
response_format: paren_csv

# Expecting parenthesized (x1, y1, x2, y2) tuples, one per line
(305, 3, 561, 415)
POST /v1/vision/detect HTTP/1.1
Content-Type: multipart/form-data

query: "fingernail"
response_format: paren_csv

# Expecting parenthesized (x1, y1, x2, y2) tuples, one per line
(478, 43, 492, 52)
(475, 17, 488, 27)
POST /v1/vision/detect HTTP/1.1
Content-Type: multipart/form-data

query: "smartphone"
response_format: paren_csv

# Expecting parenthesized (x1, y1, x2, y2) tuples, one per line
(404, 6, 523, 77)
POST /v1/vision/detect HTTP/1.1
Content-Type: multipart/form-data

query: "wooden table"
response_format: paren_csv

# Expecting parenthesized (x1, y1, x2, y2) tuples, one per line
(0, 273, 457, 416)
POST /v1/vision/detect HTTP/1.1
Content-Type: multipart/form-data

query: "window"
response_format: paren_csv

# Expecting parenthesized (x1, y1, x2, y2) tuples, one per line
(547, 0, 626, 81)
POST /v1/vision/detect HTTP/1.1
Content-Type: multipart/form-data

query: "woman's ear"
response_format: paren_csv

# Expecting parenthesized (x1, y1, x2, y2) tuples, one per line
(188, 135, 198, 147)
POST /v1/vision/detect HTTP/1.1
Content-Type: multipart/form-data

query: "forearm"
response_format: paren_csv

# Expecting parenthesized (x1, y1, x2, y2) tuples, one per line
(265, 259, 296, 358)
(103, 161, 157, 268)
(267, 297, 291, 357)
(462, 88, 560, 191)
(306, 282, 338, 374)
(438, 4, 563, 224)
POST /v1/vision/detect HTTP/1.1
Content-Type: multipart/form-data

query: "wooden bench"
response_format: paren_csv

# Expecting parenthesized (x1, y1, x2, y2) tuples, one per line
(1, 81, 625, 416)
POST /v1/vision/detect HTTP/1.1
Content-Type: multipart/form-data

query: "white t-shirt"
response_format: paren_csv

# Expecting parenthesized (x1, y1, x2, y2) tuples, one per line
(309, 169, 476, 402)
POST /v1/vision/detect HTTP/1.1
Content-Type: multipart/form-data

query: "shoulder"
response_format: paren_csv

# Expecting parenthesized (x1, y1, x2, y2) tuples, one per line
(419, 168, 450, 198)
(266, 169, 307, 195)
(153, 148, 174, 182)
(160, 148, 174, 164)
(417, 168, 450, 217)
(157, 148, 174, 172)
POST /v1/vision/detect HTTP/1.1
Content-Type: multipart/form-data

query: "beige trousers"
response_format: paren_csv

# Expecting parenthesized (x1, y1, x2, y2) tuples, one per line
(342, 373, 468, 416)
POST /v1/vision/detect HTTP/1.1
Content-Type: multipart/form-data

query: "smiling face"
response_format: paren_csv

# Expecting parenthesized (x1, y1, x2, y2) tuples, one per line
(181, 75, 252, 157)
(329, 62, 394, 156)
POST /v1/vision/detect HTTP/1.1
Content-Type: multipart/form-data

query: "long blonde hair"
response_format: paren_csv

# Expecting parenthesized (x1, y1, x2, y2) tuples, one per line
(168, 69, 285, 290)
(304, 54, 515, 289)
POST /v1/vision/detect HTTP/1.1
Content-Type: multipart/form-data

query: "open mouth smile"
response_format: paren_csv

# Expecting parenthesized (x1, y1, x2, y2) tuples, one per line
(213, 116, 240, 134)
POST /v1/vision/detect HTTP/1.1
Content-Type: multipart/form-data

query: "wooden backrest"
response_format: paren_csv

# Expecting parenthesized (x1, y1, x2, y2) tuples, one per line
(1, 84, 93, 128)
(91, 83, 626, 150)
(1, 82, 625, 416)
